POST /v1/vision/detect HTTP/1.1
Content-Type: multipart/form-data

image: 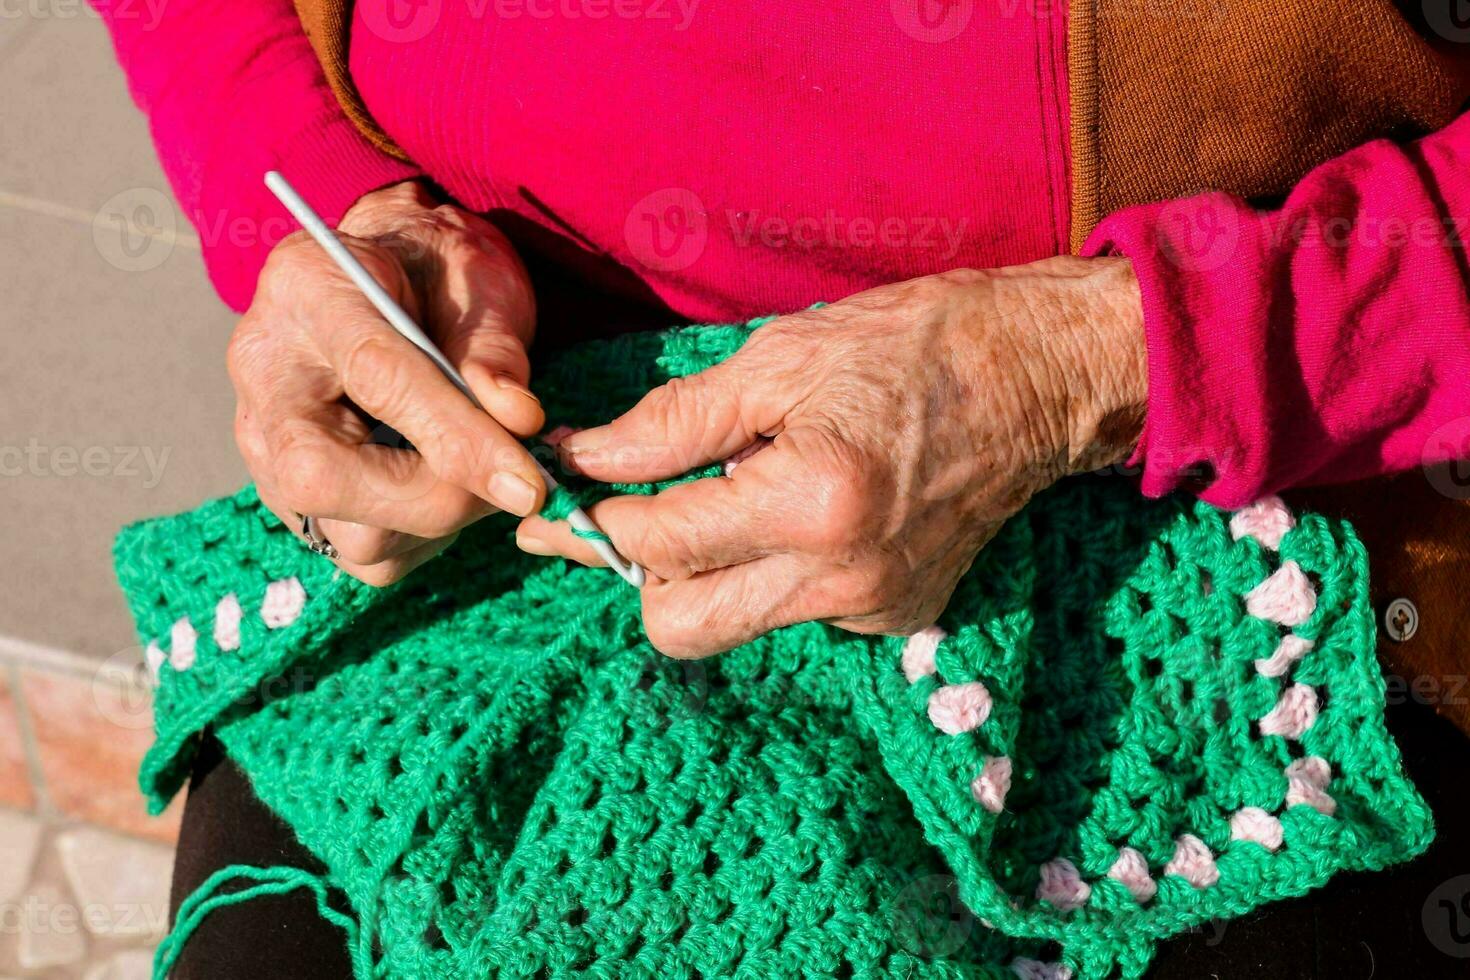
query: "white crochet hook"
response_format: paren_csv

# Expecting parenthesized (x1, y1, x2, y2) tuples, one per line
(265, 171, 646, 587)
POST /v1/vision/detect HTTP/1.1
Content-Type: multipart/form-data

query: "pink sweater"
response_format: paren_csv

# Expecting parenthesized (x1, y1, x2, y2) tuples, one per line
(93, 0, 1470, 507)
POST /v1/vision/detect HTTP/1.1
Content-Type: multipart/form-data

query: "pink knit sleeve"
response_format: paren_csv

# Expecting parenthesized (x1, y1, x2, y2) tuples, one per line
(90, 0, 420, 310)
(1084, 112, 1470, 508)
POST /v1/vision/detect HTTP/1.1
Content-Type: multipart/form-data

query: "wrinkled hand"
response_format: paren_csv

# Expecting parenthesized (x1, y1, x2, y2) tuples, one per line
(230, 180, 547, 585)
(518, 257, 1146, 657)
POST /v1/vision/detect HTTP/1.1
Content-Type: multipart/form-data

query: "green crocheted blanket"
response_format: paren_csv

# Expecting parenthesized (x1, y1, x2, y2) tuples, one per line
(115, 315, 1432, 980)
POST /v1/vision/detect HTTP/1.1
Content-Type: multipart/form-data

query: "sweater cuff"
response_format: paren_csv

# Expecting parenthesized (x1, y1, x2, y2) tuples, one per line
(1082, 193, 1271, 508)
(198, 115, 421, 311)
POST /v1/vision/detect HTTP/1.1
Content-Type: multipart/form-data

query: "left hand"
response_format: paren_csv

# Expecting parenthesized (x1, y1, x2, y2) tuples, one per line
(517, 256, 1147, 657)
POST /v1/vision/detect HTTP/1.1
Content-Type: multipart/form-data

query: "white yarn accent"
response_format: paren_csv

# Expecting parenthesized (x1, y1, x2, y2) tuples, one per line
(927, 682, 992, 735)
(1254, 634, 1313, 678)
(1163, 834, 1219, 889)
(1229, 807, 1284, 851)
(1230, 495, 1295, 550)
(1244, 561, 1317, 627)
(1011, 959, 1073, 980)
(1107, 846, 1157, 903)
(901, 625, 946, 683)
(168, 617, 197, 671)
(214, 593, 242, 651)
(1036, 858, 1091, 911)
(1258, 683, 1319, 740)
(261, 578, 307, 629)
(970, 756, 1012, 813)
(1285, 756, 1336, 815)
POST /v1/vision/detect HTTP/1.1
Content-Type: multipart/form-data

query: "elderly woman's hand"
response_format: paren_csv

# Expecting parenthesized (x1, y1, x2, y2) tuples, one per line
(517, 256, 1147, 657)
(229, 180, 547, 585)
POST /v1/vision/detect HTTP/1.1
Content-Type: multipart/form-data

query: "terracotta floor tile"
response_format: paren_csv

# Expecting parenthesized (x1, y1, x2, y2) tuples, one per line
(19, 670, 180, 844)
(0, 674, 35, 811)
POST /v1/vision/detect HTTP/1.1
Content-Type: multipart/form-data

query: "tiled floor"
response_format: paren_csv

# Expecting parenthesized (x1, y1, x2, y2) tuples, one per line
(2, 5, 247, 977)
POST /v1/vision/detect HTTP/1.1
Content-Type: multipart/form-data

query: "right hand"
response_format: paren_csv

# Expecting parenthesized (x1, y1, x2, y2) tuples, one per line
(229, 180, 547, 586)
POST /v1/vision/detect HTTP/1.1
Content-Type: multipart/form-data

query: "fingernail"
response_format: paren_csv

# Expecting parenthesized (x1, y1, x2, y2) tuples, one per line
(488, 472, 538, 516)
(493, 373, 540, 404)
(517, 532, 554, 556)
(561, 427, 606, 454)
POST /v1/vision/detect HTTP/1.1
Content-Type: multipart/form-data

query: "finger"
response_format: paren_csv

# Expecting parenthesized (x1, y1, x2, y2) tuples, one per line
(457, 333, 545, 439)
(259, 485, 458, 586)
(311, 247, 547, 516)
(313, 518, 432, 566)
(337, 532, 459, 588)
(559, 354, 794, 484)
(640, 554, 823, 658)
(256, 415, 497, 539)
(515, 515, 608, 568)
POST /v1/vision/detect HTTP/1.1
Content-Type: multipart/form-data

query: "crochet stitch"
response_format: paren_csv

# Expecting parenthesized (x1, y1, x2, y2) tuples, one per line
(115, 316, 1433, 979)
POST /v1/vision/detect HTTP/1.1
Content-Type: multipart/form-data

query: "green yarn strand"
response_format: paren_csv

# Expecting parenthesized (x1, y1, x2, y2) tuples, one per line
(154, 865, 369, 980)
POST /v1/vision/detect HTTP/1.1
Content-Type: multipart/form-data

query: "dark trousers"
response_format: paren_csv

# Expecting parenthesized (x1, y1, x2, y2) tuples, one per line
(169, 698, 1470, 979)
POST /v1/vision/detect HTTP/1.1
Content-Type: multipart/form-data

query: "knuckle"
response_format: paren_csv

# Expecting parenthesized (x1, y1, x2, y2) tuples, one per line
(331, 527, 398, 566)
(232, 410, 267, 470)
(350, 562, 407, 588)
(340, 336, 411, 413)
(225, 321, 270, 388)
(414, 505, 474, 541)
(272, 436, 337, 514)
(802, 473, 868, 551)
(422, 430, 484, 489)
(639, 522, 700, 581)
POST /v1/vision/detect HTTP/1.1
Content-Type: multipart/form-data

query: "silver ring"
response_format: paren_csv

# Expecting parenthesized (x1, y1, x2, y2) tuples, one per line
(300, 514, 340, 561)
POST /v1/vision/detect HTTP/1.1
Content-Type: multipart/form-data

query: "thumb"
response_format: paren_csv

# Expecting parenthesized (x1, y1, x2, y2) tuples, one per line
(561, 358, 791, 483)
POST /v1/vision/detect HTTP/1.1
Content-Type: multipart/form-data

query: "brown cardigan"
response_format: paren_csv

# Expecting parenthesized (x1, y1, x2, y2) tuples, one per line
(297, 0, 1470, 733)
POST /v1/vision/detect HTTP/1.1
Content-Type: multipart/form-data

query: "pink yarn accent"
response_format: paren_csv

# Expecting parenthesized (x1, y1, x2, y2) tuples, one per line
(261, 578, 307, 629)
(214, 594, 242, 651)
(1258, 683, 1319, 739)
(927, 682, 992, 735)
(144, 641, 166, 681)
(1106, 847, 1157, 903)
(541, 425, 579, 448)
(1011, 959, 1074, 980)
(1254, 633, 1313, 678)
(1230, 495, 1295, 550)
(1243, 561, 1317, 627)
(1163, 834, 1219, 889)
(1229, 806, 1284, 851)
(169, 618, 197, 671)
(1036, 858, 1091, 911)
(1285, 756, 1337, 815)
(722, 437, 771, 477)
(901, 625, 946, 682)
(971, 756, 1012, 813)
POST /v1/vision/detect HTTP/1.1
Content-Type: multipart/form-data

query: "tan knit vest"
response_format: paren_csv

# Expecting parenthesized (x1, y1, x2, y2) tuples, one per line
(297, 0, 1470, 731)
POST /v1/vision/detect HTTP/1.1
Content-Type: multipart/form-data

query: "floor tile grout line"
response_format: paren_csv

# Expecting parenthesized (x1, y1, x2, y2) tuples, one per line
(6, 660, 57, 821)
(0, 189, 202, 250)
